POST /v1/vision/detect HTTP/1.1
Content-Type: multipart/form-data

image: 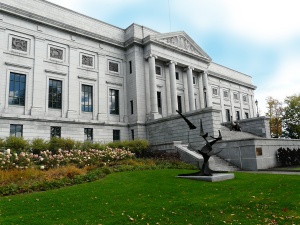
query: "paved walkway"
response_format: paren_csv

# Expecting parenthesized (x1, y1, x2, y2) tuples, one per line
(239, 171, 300, 175)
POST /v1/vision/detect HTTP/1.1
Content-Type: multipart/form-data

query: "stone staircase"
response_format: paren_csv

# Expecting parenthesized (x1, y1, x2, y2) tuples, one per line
(220, 126, 261, 140)
(175, 144, 240, 171)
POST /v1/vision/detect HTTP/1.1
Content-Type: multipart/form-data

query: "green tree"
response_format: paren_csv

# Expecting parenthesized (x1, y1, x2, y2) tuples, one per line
(265, 96, 283, 138)
(282, 94, 300, 139)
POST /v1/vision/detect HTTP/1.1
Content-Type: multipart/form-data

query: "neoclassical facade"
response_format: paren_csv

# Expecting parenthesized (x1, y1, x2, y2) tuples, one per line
(0, 0, 256, 142)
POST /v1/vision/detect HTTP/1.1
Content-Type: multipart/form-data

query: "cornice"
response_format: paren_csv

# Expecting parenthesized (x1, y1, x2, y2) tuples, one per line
(208, 71, 257, 90)
(0, 3, 125, 48)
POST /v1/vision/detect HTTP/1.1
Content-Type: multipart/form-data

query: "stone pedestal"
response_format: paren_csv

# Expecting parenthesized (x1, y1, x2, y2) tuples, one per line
(177, 173, 235, 182)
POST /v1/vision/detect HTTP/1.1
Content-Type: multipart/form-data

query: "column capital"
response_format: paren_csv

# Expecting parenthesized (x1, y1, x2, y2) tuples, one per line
(148, 54, 158, 59)
(184, 66, 194, 71)
(166, 60, 177, 66)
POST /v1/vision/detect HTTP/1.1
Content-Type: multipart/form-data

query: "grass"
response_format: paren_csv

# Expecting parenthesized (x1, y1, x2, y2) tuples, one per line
(0, 170, 300, 225)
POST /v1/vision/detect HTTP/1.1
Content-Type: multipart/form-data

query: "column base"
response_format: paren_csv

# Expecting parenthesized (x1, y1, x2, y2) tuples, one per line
(67, 110, 78, 119)
(147, 113, 162, 120)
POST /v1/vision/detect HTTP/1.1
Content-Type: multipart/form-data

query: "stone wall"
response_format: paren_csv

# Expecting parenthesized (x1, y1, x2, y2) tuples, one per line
(215, 138, 300, 170)
(222, 116, 271, 138)
(146, 107, 222, 146)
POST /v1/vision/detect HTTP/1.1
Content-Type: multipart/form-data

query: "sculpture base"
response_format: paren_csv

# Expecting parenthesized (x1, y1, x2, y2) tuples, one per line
(177, 173, 235, 182)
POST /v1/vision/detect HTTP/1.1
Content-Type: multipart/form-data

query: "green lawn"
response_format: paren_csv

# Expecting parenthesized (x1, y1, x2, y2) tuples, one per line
(0, 170, 300, 225)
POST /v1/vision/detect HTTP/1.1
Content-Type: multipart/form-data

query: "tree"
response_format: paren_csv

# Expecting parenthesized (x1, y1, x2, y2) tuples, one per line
(265, 96, 283, 138)
(282, 94, 300, 139)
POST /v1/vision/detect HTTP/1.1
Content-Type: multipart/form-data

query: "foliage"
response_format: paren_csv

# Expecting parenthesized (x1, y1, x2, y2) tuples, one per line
(276, 147, 300, 166)
(31, 138, 49, 154)
(0, 138, 5, 149)
(5, 136, 30, 153)
(0, 160, 195, 196)
(48, 137, 75, 154)
(265, 96, 283, 138)
(282, 94, 300, 139)
(107, 139, 149, 156)
(1, 170, 300, 224)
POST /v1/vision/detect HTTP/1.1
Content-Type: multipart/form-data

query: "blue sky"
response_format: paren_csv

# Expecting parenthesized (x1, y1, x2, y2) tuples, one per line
(47, 0, 300, 115)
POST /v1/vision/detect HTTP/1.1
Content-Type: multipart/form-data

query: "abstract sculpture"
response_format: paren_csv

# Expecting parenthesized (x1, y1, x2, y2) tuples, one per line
(176, 110, 223, 176)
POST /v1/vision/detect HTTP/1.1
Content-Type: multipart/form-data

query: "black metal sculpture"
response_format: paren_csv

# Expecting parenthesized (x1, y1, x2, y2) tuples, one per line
(176, 110, 223, 176)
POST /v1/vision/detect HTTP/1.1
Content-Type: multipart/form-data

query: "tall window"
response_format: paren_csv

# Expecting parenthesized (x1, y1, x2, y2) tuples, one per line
(236, 111, 240, 120)
(109, 89, 119, 114)
(245, 112, 249, 119)
(113, 130, 120, 141)
(49, 79, 62, 109)
(157, 91, 162, 114)
(155, 66, 161, 75)
(84, 128, 93, 142)
(177, 96, 182, 113)
(10, 124, 23, 137)
(129, 61, 132, 74)
(175, 72, 179, 80)
(226, 109, 231, 122)
(131, 129, 134, 140)
(81, 85, 93, 112)
(50, 126, 61, 138)
(9, 72, 26, 106)
(130, 100, 133, 114)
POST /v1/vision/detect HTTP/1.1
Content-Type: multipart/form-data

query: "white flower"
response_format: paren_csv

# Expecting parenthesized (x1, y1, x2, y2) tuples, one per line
(6, 149, 10, 155)
(40, 165, 45, 170)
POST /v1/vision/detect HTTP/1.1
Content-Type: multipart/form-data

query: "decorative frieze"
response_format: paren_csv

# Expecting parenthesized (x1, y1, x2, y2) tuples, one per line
(12, 37, 28, 52)
(82, 54, 93, 67)
(109, 61, 119, 72)
(50, 46, 63, 60)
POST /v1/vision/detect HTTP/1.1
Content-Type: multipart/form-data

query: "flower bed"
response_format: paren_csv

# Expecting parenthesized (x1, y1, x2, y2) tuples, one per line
(0, 147, 134, 170)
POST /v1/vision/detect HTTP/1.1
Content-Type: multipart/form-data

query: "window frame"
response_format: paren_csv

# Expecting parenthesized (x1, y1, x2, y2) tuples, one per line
(155, 65, 162, 76)
(48, 44, 65, 62)
(81, 84, 93, 112)
(233, 92, 239, 102)
(8, 72, 27, 106)
(50, 126, 61, 138)
(84, 128, 93, 142)
(9, 34, 30, 55)
(113, 130, 120, 141)
(212, 86, 219, 97)
(48, 79, 63, 109)
(109, 89, 119, 115)
(80, 52, 95, 69)
(108, 60, 120, 74)
(223, 89, 230, 99)
(10, 124, 23, 137)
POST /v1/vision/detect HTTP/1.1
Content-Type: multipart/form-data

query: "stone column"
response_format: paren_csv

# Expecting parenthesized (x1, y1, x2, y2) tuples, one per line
(202, 71, 211, 107)
(168, 61, 178, 114)
(148, 54, 159, 115)
(186, 66, 195, 111)
(198, 73, 205, 109)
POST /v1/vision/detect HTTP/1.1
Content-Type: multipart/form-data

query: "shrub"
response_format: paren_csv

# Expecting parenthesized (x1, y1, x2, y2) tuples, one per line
(48, 137, 64, 154)
(31, 138, 49, 154)
(5, 136, 30, 153)
(276, 147, 300, 166)
(107, 139, 149, 156)
(0, 138, 5, 150)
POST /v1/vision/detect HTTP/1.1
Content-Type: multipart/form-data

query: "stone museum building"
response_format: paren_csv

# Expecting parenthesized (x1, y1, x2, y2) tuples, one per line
(0, 0, 257, 143)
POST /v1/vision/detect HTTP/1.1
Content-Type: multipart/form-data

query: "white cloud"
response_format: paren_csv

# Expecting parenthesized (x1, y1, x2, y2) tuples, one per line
(255, 55, 300, 115)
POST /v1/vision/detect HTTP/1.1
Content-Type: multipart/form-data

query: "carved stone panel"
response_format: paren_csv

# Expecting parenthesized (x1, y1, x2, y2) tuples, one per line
(12, 37, 28, 52)
(109, 61, 119, 72)
(158, 35, 202, 56)
(82, 54, 93, 67)
(50, 47, 63, 60)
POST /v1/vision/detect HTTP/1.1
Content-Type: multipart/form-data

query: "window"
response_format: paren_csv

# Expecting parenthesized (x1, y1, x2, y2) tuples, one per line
(109, 89, 119, 114)
(50, 126, 61, 138)
(225, 109, 231, 122)
(245, 112, 249, 119)
(212, 87, 218, 96)
(81, 85, 93, 112)
(109, 61, 119, 73)
(223, 90, 229, 99)
(193, 76, 196, 84)
(81, 54, 94, 68)
(243, 95, 248, 103)
(236, 111, 240, 120)
(49, 79, 62, 109)
(155, 66, 161, 75)
(12, 37, 28, 52)
(131, 129, 134, 140)
(129, 61, 132, 74)
(157, 92, 162, 114)
(10, 124, 23, 137)
(130, 100, 133, 115)
(49, 46, 64, 60)
(113, 130, 120, 141)
(175, 72, 179, 80)
(9, 72, 26, 106)
(177, 96, 182, 113)
(84, 128, 93, 142)
(233, 92, 239, 101)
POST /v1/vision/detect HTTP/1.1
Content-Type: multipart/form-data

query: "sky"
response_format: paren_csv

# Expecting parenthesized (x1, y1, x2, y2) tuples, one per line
(47, 0, 300, 115)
